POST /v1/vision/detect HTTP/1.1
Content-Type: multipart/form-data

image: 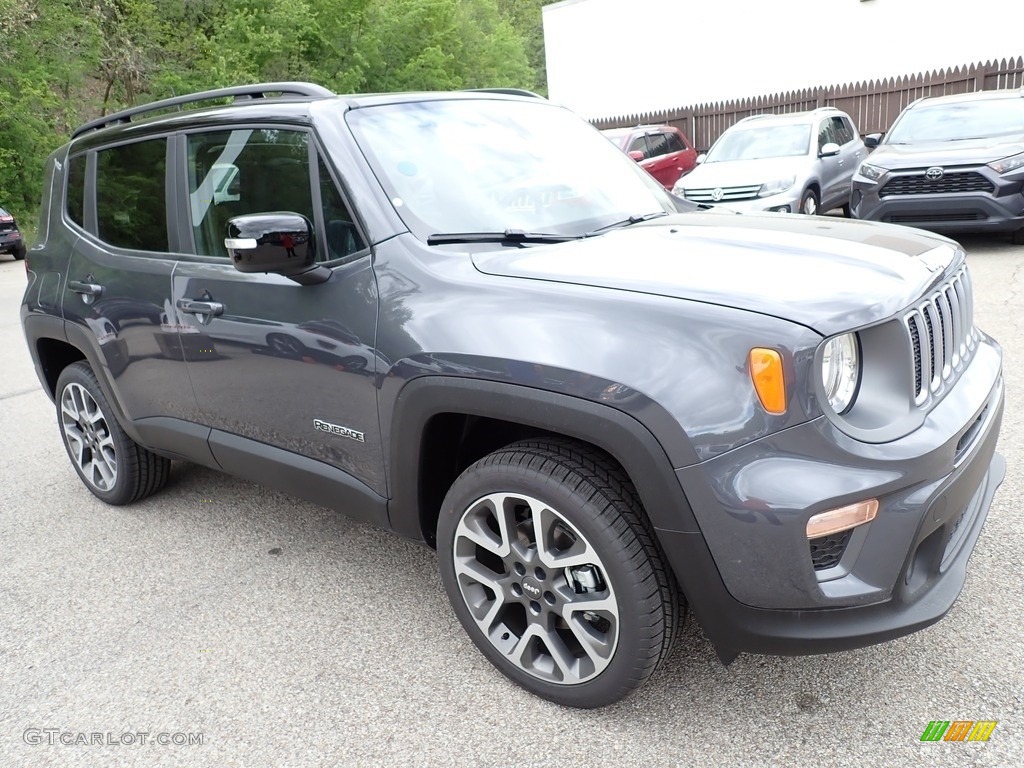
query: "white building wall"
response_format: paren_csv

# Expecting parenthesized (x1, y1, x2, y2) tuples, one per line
(543, 0, 1024, 119)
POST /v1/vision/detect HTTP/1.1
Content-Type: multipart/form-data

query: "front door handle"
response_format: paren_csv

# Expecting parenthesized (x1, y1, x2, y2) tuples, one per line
(177, 298, 225, 325)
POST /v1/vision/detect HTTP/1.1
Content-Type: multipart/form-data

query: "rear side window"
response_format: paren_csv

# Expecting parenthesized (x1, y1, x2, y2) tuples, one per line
(96, 139, 168, 251)
(66, 154, 86, 228)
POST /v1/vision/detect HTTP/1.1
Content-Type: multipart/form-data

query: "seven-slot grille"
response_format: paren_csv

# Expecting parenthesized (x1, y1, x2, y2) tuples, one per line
(683, 184, 762, 203)
(904, 266, 974, 404)
(879, 171, 993, 198)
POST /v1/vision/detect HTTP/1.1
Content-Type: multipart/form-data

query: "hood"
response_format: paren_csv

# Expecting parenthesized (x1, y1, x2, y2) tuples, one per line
(680, 157, 811, 188)
(471, 210, 961, 336)
(869, 137, 1024, 169)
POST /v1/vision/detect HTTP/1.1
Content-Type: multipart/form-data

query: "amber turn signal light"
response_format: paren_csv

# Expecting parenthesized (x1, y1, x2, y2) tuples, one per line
(806, 499, 879, 539)
(749, 348, 786, 415)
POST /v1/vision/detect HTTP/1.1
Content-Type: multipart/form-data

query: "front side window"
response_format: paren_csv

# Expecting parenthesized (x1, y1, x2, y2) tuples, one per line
(627, 135, 649, 157)
(187, 128, 314, 259)
(95, 139, 167, 251)
(646, 131, 670, 158)
(831, 116, 855, 145)
(664, 132, 686, 154)
(817, 120, 836, 150)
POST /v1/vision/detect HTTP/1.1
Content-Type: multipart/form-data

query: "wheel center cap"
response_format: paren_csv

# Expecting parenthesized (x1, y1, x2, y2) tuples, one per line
(521, 578, 542, 599)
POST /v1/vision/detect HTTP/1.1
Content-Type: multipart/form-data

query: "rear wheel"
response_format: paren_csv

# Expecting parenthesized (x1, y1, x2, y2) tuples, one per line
(437, 439, 680, 708)
(12, 244, 26, 260)
(56, 361, 170, 505)
(1012, 227, 1024, 245)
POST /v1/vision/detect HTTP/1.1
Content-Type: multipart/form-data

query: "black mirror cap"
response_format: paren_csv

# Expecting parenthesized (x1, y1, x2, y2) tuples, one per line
(864, 133, 882, 148)
(226, 212, 318, 275)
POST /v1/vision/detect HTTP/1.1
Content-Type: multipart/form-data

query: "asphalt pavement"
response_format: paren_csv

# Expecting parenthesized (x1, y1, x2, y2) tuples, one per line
(1, 235, 1022, 768)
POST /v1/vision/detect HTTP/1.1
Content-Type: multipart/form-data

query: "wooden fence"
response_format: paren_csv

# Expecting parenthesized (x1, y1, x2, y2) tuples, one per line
(592, 57, 1024, 152)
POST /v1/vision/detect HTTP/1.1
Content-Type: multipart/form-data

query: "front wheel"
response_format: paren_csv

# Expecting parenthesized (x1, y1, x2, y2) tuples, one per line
(437, 439, 680, 708)
(799, 188, 820, 216)
(55, 361, 170, 505)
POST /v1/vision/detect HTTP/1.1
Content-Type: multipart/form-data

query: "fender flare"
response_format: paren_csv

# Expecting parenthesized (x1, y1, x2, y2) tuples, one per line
(385, 376, 702, 541)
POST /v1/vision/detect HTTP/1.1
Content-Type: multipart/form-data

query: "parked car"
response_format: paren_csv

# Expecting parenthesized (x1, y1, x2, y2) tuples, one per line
(22, 83, 1005, 708)
(601, 124, 698, 189)
(851, 88, 1024, 243)
(674, 108, 866, 215)
(0, 206, 26, 260)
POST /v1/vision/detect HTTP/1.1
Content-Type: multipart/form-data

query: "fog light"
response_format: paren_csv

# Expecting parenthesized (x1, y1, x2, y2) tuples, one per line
(806, 499, 878, 539)
(770, 205, 791, 213)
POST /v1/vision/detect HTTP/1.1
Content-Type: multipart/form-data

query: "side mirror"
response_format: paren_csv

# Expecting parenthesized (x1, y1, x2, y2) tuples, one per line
(696, 154, 706, 165)
(819, 142, 841, 158)
(225, 213, 330, 285)
(864, 133, 882, 148)
(627, 150, 645, 162)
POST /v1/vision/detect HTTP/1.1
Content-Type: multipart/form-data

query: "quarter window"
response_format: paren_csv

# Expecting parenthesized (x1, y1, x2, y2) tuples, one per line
(95, 139, 168, 251)
(66, 154, 86, 228)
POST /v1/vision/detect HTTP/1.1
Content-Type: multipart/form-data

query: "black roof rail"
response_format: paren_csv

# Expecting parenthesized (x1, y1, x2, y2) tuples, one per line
(71, 82, 335, 139)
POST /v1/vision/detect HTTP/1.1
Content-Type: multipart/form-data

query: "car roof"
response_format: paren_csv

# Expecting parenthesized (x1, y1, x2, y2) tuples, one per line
(734, 108, 845, 129)
(909, 87, 1024, 109)
(0, 207, 9, 217)
(67, 83, 548, 149)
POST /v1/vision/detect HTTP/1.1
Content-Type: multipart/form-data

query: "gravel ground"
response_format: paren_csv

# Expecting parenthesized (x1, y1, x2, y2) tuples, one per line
(0, 234, 1021, 768)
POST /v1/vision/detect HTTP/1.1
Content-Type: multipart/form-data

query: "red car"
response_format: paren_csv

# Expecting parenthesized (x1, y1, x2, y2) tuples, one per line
(602, 124, 698, 190)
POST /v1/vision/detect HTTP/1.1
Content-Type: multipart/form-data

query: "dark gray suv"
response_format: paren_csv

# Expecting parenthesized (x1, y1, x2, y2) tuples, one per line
(21, 83, 1006, 708)
(852, 88, 1024, 242)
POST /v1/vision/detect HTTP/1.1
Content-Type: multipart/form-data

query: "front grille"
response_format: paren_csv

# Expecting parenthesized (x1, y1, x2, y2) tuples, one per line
(887, 212, 987, 224)
(809, 530, 852, 570)
(880, 171, 993, 197)
(904, 266, 974, 404)
(683, 184, 762, 203)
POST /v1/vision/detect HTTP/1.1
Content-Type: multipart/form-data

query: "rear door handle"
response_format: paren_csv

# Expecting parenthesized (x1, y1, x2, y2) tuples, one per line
(68, 280, 104, 306)
(176, 299, 225, 325)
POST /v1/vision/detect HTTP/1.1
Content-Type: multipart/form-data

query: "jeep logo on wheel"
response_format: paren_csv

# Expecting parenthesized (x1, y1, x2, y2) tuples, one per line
(522, 580, 541, 597)
(925, 167, 944, 181)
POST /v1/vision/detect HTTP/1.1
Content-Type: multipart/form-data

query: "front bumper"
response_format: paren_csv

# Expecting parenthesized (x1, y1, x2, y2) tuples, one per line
(658, 333, 1005, 656)
(852, 167, 1024, 233)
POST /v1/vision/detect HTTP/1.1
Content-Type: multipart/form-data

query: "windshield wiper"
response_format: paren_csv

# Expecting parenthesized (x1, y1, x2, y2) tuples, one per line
(427, 229, 582, 246)
(586, 211, 670, 236)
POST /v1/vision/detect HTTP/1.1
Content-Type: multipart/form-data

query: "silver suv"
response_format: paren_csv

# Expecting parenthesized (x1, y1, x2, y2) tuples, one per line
(674, 108, 866, 215)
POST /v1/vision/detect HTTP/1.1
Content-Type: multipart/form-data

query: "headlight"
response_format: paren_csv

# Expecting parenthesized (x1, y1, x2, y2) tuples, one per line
(857, 163, 887, 182)
(987, 151, 1024, 174)
(821, 333, 860, 414)
(757, 177, 795, 198)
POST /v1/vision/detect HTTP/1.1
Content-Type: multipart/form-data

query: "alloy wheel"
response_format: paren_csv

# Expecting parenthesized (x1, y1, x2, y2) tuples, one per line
(451, 491, 619, 685)
(60, 381, 118, 491)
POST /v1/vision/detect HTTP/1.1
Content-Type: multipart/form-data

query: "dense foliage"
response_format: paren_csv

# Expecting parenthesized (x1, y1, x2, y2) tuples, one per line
(0, 0, 552, 222)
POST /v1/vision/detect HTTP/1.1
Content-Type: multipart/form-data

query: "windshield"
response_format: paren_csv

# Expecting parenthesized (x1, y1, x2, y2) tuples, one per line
(706, 124, 811, 162)
(887, 97, 1024, 143)
(346, 99, 674, 240)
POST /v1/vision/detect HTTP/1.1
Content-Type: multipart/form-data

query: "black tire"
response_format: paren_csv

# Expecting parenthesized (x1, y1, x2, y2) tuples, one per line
(55, 361, 170, 505)
(437, 438, 680, 708)
(12, 244, 26, 260)
(839, 202, 852, 218)
(1012, 228, 1024, 246)
(799, 188, 820, 216)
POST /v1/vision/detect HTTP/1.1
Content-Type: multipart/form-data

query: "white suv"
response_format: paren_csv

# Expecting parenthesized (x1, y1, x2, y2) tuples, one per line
(674, 108, 865, 216)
